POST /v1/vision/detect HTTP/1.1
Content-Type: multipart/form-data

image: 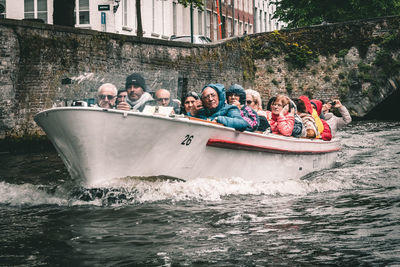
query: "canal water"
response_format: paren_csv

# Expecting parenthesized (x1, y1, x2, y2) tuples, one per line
(0, 121, 399, 266)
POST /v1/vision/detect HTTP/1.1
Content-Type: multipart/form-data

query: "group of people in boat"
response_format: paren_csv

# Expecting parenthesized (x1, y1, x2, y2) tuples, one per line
(92, 72, 352, 140)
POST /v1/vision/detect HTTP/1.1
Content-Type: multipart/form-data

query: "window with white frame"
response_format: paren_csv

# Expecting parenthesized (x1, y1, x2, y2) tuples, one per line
(37, 0, 47, 22)
(234, 19, 237, 36)
(227, 17, 232, 37)
(213, 13, 218, 40)
(123, 0, 128, 26)
(76, 0, 89, 25)
(161, 0, 165, 35)
(0, 0, 5, 18)
(264, 11, 267, 32)
(206, 11, 211, 38)
(198, 10, 202, 35)
(24, 0, 35, 19)
(24, 0, 48, 23)
(152, 0, 155, 32)
(173, 2, 177, 35)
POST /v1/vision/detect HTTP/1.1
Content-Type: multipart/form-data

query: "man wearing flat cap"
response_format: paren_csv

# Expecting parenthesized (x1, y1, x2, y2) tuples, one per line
(117, 73, 153, 111)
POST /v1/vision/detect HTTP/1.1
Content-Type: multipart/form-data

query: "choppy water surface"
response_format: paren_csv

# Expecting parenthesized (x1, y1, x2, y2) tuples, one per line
(0, 121, 399, 266)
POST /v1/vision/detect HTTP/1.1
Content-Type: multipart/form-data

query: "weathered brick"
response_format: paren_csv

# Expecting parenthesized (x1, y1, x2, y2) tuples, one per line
(1, 17, 400, 139)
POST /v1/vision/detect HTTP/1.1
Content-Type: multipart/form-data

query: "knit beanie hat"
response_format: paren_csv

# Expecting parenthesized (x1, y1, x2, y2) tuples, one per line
(125, 73, 147, 91)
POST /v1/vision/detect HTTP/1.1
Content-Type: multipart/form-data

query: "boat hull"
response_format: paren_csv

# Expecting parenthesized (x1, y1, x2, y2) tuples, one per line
(34, 108, 340, 186)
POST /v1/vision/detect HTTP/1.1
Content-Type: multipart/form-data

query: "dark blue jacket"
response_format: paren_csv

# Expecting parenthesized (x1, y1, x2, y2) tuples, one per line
(194, 84, 249, 131)
(292, 115, 303, 137)
(290, 100, 303, 138)
(227, 84, 259, 132)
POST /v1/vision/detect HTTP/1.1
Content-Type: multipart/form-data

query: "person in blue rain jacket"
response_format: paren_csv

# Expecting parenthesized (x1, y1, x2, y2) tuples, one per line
(189, 83, 249, 131)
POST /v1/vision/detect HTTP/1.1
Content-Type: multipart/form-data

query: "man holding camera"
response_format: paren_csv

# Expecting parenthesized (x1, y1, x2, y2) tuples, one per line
(322, 99, 352, 136)
(117, 73, 153, 111)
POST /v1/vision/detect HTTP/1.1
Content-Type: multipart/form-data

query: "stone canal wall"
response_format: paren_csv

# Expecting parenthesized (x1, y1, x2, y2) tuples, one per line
(0, 16, 399, 140)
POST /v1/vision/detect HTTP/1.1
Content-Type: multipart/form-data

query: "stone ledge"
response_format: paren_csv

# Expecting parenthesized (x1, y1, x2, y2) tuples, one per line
(0, 18, 220, 48)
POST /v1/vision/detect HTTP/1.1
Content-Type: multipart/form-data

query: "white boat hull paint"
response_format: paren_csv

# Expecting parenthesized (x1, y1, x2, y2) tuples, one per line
(34, 108, 340, 186)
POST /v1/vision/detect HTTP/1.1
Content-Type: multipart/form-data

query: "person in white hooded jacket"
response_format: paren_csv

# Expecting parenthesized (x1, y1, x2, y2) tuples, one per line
(322, 99, 352, 137)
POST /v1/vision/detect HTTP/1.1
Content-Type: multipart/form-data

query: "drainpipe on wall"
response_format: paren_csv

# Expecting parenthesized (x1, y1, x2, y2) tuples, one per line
(204, 0, 207, 37)
(190, 3, 194, 43)
(232, 0, 235, 36)
(218, 0, 223, 38)
(253, 0, 256, 33)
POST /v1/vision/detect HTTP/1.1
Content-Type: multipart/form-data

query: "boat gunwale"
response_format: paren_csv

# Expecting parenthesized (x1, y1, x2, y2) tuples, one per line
(207, 138, 340, 154)
(34, 107, 341, 148)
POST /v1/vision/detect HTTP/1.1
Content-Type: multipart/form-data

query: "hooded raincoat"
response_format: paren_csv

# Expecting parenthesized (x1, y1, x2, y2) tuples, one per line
(193, 84, 249, 131)
(311, 99, 332, 141)
(227, 84, 259, 132)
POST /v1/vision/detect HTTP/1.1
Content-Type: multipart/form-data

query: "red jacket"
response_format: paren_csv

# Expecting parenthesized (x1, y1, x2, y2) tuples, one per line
(269, 111, 295, 136)
(311, 99, 332, 141)
(320, 118, 332, 141)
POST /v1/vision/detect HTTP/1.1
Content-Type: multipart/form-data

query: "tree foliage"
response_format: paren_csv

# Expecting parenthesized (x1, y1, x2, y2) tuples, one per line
(272, 0, 400, 28)
(177, 0, 205, 11)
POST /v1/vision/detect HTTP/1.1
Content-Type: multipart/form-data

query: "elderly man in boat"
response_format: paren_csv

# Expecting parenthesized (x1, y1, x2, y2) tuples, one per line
(189, 83, 249, 131)
(96, 83, 118, 109)
(143, 88, 181, 114)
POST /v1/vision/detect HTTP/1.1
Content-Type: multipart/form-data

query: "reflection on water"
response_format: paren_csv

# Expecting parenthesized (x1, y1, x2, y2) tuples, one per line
(0, 121, 399, 266)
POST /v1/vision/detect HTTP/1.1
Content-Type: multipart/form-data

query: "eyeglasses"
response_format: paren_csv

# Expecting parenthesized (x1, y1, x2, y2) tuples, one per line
(99, 95, 116, 100)
(272, 103, 283, 107)
(157, 98, 169, 101)
(246, 100, 253, 105)
(202, 93, 217, 100)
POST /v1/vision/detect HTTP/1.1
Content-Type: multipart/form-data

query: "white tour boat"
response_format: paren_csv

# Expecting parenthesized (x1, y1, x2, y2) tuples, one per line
(34, 107, 340, 186)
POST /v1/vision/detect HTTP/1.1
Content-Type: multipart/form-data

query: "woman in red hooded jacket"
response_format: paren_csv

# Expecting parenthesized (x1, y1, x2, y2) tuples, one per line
(311, 99, 332, 141)
(299, 96, 332, 141)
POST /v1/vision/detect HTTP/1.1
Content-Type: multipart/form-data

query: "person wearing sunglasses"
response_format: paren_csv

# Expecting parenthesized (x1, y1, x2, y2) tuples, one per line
(154, 88, 180, 114)
(142, 88, 181, 114)
(245, 89, 267, 117)
(96, 83, 118, 109)
(226, 84, 259, 132)
(244, 89, 271, 133)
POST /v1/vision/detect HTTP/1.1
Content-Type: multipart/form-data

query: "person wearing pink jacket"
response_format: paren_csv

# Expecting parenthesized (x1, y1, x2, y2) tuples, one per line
(267, 95, 295, 136)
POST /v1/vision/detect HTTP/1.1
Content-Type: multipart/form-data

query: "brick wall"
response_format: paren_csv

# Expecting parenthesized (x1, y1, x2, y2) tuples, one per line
(0, 16, 399, 139)
(0, 19, 244, 138)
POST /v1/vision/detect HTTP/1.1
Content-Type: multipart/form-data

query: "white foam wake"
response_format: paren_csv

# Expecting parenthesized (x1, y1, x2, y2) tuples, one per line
(0, 181, 68, 206)
(0, 172, 356, 206)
